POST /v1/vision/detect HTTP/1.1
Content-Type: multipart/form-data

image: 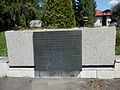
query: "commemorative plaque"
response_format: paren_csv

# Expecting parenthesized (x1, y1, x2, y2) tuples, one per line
(33, 30, 82, 71)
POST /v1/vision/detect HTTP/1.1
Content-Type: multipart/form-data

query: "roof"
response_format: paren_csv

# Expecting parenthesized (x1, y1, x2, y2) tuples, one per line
(95, 10, 112, 16)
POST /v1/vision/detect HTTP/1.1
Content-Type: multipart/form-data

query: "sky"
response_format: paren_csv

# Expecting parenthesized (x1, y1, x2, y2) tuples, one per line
(95, 0, 120, 10)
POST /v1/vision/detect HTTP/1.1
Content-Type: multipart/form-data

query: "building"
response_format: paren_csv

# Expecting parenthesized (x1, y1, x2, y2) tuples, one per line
(95, 10, 112, 26)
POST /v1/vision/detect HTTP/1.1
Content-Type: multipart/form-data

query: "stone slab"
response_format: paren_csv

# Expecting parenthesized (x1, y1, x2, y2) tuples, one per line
(9, 68, 35, 77)
(82, 26, 116, 65)
(5, 31, 34, 66)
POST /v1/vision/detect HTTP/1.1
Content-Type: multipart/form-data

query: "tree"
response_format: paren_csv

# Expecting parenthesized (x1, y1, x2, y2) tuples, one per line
(42, 0, 76, 28)
(76, 0, 96, 27)
(72, 0, 76, 13)
(111, 3, 120, 27)
(0, 0, 41, 30)
(20, 0, 41, 27)
(0, 0, 20, 30)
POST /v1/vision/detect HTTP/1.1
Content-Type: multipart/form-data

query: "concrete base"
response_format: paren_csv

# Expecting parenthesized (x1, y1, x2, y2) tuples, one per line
(80, 68, 114, 79)
(0, 56, 119, 78)
(115, 60, 120, 78)
(9, 68, 35, 77)
(82, 27, 116, 65)
(0, 57, 9, 77)
(35, 68, 115, 78)
(0, 66, 115, 78)
(80, 69, 96, 78)
(98, 70, 114, 79)
(0, 63, 9, 77)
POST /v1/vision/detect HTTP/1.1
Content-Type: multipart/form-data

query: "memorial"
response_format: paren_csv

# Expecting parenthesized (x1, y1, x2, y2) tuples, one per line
(5, 26, 116, 77)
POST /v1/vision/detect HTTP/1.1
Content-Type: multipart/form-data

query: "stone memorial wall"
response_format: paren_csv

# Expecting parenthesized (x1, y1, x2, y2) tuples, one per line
(5, 26, 116, 77)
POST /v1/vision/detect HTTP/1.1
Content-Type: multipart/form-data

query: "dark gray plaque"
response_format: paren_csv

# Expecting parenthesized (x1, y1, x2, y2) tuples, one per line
(33, 30, 82, 71)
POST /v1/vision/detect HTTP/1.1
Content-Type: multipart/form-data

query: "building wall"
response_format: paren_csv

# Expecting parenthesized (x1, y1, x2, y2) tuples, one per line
(95, 16, 102, 26)
(106, 16, 111, 26)
(95, 16, 111, 26)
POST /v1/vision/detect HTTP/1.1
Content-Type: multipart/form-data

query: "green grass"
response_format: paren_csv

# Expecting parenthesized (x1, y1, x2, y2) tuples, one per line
(115, 45, 120, 55)
(115, 28, 120, 55)
(0, 32, 7, 56)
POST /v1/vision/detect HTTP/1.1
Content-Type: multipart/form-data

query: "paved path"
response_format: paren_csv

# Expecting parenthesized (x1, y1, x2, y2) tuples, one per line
(0, 78, 120, 90)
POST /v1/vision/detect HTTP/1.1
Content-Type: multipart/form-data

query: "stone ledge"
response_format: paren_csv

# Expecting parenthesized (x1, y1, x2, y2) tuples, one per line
(114, 62, 120, 78)
(115, 55, 120, 61)
(115, 60, 120, 63)
(0, 57, 8, 63)
(81, 68, 114, 79)
(9, 68, 35, 77)
(0, 63, 9, 76)
(80, 70, 97, 78)
(97, 70, 114, 79)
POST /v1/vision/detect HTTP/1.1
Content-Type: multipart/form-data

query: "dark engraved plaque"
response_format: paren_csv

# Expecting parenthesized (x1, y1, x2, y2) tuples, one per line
(33, 30, 82, 71)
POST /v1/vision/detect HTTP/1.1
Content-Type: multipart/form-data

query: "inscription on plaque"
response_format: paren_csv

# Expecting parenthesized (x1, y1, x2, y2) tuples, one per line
(33, 30, 82, 71)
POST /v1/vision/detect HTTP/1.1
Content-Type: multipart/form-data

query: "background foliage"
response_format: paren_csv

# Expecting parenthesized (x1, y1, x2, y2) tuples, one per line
(111, 3, 120, 27)
(75, 0, 96, 27)
(0, 0, 41, 31)
(0, 32, 7, 56)
(116, 28, 120, 55)
(42, 0, 76, 28)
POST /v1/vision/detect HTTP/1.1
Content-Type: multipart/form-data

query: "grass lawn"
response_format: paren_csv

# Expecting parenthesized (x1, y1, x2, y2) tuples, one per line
(0, 32, 7, 56)
(116, 28, 120, 55)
